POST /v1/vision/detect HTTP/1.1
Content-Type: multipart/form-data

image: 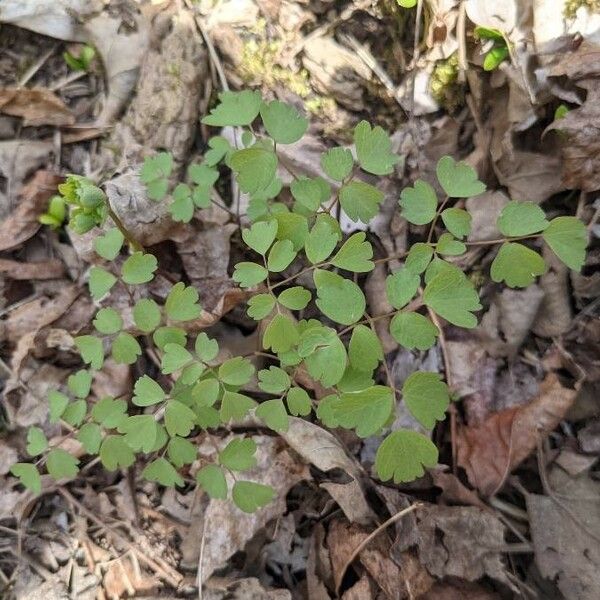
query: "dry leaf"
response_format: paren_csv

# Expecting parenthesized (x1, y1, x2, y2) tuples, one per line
(547, 42, 600, 191)
(327, 520, 402, 599)
(416, 505, 510, 586)
(526, 466, 600, 600)
(3, 285, 80, 344)
(194, 436, 308, 583)
(456, 372, 578, 495)
(0, 170, 62, 251)
(0, 87, 75, 126)
(0, 258, 65, 280)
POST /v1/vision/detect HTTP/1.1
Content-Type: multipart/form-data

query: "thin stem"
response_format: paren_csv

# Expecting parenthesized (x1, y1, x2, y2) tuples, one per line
(105, 204, 144, 252)
(270, 262, 326, 290)
(465, 234, 540, 246)
(427, 195, 450, 244)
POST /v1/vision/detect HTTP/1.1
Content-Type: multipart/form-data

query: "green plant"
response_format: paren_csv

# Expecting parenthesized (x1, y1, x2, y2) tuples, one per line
(474, 26, 510, 71)
(63, 44, 96, 72)
(11, 91, 588, 512)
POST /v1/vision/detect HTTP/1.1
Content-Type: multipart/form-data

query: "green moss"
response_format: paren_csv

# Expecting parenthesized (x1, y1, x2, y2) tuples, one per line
(237, 28, 333, 119)
(564, 0, 600, 18)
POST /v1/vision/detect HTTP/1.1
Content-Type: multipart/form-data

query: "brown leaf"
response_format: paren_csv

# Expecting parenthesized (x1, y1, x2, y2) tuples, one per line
(0, 258, 65, 280)
(0, 87, 75, 126)
(456, 372, 578, 495)
(420, 581, 502, 600)
(0, 170, 62, 251)
(327, 520, 402, 599)
(526, 467, 600, 600)
(190, 436, 308, 582)
(416, 505, 510, 586)
(547, 42, 600, 191)
(3, 285, 80, 343)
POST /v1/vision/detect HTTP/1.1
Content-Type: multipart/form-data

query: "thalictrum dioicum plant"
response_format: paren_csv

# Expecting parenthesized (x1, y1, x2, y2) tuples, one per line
(12, 91, 588, 513)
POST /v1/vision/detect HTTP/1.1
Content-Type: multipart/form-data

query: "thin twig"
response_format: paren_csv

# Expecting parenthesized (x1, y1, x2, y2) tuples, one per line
(336, 503, 422, 595)
(58, 488, 183, 588)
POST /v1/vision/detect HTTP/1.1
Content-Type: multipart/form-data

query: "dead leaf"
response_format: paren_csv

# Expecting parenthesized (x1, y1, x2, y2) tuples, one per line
(327, 520, 403, 599)
(430, 468, 486, 509)
(457, 372, 578, 496)
(547, 42, 600, 191)
(303, 37, 371, 110)
(526, 466, 600, 600)
(280, 417, 374, 525)
(0, 170, 62, 251)
(416, 505, 511, 587)
(3, 285, 80, 344)
(0, 87, 75, 126)
(466, 191, 509, 242)
(193, 436, 308, 583)
(421, 580, 502, 600)
(0, 258, 65, 280)
(203, 578, 292, 599)
(307, 524, 333, 600)
(341, 576, 372, 599)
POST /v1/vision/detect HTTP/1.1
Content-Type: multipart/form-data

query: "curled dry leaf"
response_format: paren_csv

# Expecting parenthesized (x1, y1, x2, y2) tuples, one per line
(281, 417, 375, 525)
(456, 372, 578, 496)
(0, 171, 62, 251)
(0, 88, 75, 127)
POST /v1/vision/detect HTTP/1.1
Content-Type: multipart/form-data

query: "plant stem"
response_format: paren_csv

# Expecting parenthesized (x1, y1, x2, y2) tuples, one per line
(270, 262, 327, 290)
(105, 203, 144, 252)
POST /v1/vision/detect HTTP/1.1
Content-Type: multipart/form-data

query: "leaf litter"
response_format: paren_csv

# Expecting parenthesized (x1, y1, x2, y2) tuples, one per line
(0, 0, 599, 598)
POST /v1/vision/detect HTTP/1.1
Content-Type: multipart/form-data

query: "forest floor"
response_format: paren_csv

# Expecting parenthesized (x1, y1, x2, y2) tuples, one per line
(0, 0, 599, 598)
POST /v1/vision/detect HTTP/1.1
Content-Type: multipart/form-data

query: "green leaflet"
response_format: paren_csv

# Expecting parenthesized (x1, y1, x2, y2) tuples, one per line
(339, 181, 384, 223)
(196, 464, 228, 499)
(230, 147, 277, 194)
(436, 233, 466, 256)
(165, 282, 202, 321)
(142, 458, 184, 487)
(329, 385, 394, 437)
(330, 232, 374, 273)
(260, 100, 308, 144)
(321, 147, 353, 181)
(247, 293, 276, 320)
(390, 312, 438, 350)
(121, 252, 158, 284)
(93, 307, 122, 334)
(75, 335, 104, 370)
(375, 430, 438, 483)
(133, 298, 161, 332)
(348, 325, 383, 372)
(435, 156, 486, 198)
(46, 448, 79, 480)
(402, 372, 449, 429)
(497, 201, 549, 236)
(11, 463, 41, 495)
(94, 227, 124, 260)
(542, 216, 587, 271)
(242, 219, 278, 255)
(232, 481, 275, 513)
(399, 180, 438, 225)
(267, 240, 296, 272)
(353, 120, 399, 175)
(423, 266, 481, 328)
(386, 268, 420, 309)
(277, 287, 311, 310)
(202, 90, 262, 126)
(255, 398, 289, 432)
(219, 438, 257, 471)
(441, 208, 471, 239)
(218, 357, 255, 386)
(286, 387, 312, 416)
(490, 242, 546, 288)
(88, 266, 116, 300)
(305, 215, 340, 264)
(263, 314, 299, 353)
(313, 269, 366, 326)
(232, 262, 268, 288)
